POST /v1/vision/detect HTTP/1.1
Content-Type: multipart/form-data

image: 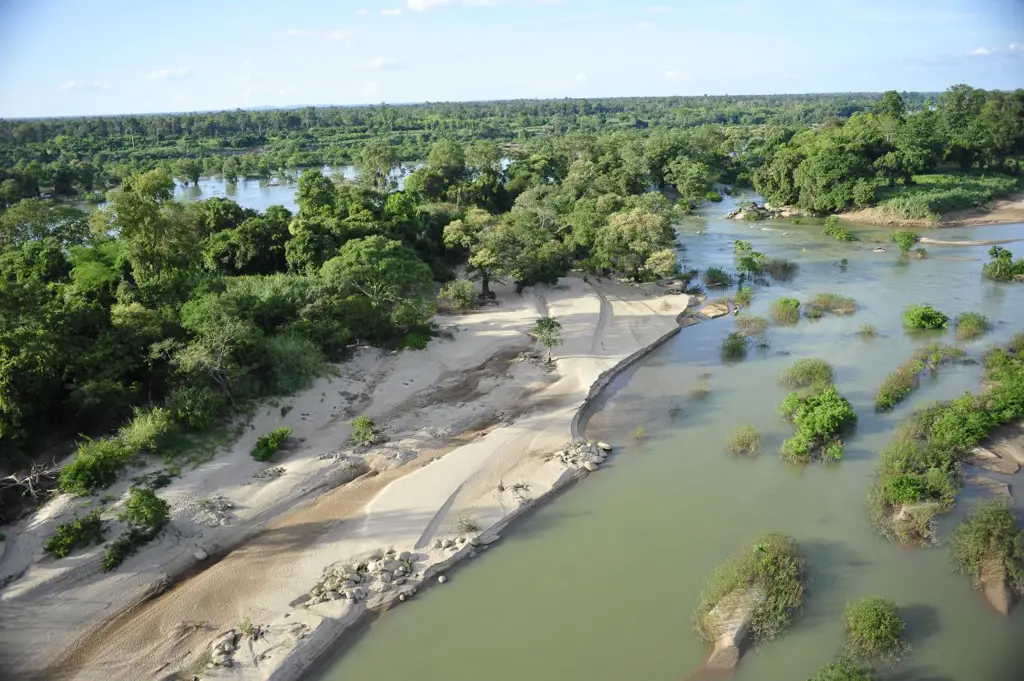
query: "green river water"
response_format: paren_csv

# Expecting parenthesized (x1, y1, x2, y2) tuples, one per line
(310, 194, 1024, 681)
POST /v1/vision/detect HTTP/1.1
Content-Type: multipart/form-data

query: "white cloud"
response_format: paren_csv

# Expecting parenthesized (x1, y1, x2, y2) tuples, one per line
(284, 28, 317, 37)
(58, 80, 112, 91)
(636, 21, 653, 29)
(573, 72, 588, 83)
(364, 57, 402, 70)
(284, 27, 354, 41)
(663, 69, 682, 80)
(146, 67, 188, 80)
(381, 7, 403, 14)
(1009, 42, 1023, 52)
(649, 5, 671, 12)
(405, 0, 554, 9)
(328, 29, 353, 40)
(970, 46, 993, 55)
(357, 8, 369, 15)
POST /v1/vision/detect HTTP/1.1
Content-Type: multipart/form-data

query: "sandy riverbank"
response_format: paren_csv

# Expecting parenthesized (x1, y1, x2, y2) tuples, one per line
(0, 276, 693, 681)
(839, 192, 1024, 228)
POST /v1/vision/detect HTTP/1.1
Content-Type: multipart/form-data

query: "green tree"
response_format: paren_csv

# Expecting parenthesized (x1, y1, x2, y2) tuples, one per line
(594, 206, 676, 280)
(0, 199, 89, 248)
(531, 316, 563, 362)
(443, 208, 502, 298)
(358, 137, 396, 192)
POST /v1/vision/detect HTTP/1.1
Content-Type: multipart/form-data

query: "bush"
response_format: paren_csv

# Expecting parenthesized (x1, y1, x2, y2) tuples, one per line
(737, 251, 767, 275)
(981, 245, 1024, 282)
(875, 343, 965, 412)
(103, 528, 150, 572)
(734, 315, 767, 337)
(903, 304, 948, 330)
(765, 257, 797, 281)
(705, 191, 723, 202)
(438, 279, 476, 312)
(892, 231, 920, 255)
(257, 333, 325, 395)
(951, 501, 1024, 592)
(721, 332, 749, 360)
(350, 415, 376, 445)
(165, 385, 227, 429)
(910, 247, 928, 259)
(770, 298, 801, 324)
(843, 597, 908, 664)
(808, 293, 856, 315)
(734, 286, 753, 308)
(733, 240, 752, 253)
(59, 438, 134, 495)
(398, 331, 431, 350)
(251, 426, 293, 461)
(780, 358, 834, 390)
(103, 487, 170, 572)
(119, 407, 176, 454)
(805, 303, 825, 319)
(694, 532, 806, 643)
(824, 216, 855, 241)
(779, 386, 857, 464)
(44, 510, 105, 558)
(727, 425, 761, 456)
(631, 426, 647, 441)
(703, 266, 733, 288)
(808, 655, 873, 681)
(954, 312, 989, 340)
(857, 324, 877, 338)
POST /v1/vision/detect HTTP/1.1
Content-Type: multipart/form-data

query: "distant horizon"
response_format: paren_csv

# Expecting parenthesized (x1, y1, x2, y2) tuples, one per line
(1, 0, 1022, 119)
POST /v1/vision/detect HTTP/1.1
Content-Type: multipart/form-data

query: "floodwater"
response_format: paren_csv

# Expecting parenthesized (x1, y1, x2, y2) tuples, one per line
(309, 194, 1024, 681)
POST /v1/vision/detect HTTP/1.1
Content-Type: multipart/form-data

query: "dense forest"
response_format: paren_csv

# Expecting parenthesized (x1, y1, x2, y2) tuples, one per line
(1, 86, 1023, 519)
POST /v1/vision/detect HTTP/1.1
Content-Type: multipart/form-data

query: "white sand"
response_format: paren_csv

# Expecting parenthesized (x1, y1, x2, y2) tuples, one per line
(0, 276, 691, 681)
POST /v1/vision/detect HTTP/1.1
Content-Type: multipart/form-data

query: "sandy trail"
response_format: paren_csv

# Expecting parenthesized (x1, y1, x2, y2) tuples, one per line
(0, 276, 691, 681)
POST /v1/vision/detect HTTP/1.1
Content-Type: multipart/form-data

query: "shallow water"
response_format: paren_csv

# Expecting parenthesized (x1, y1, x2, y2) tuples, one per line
(309, 194, 1024, 681)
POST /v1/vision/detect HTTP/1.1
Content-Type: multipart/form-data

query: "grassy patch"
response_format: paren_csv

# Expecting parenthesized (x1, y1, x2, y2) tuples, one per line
(44, 509, 105, 558)
(251, 426, 293, 462)
(951, 501, 1024, 593)
(779, 386, 857, 464)
(350, 415, 377, 445)
(703, 266, 734, 288)
(726, 425, 761, 456)
(875, 172, 1020, 222)
(734, 315, 767, 337)
(779, 358, 835, 390)
(765, 257, 797, 281)
(808, 654, 873, 681)
(721, 332, 749, 360)
(807, 293, 856, 316)
(690, 376, 711, 400)
(694, 532, 806, 643)
(874, 343, 965, 412)
(856, 324, 877, 338)
(770, 298, 801, 324)
(631, 426, 647, 441)
(903, 304, 949, 330)
(954, 312, 989, 340)
(843, 597, 908, 665)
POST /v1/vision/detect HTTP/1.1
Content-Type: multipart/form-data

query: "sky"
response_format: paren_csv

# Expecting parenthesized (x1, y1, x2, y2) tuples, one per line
(0, 0, 1022, 118)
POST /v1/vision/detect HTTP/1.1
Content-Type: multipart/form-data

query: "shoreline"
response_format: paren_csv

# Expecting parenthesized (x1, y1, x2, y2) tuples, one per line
(837, 192, 1024, 229)
(1, 276, 701, 681)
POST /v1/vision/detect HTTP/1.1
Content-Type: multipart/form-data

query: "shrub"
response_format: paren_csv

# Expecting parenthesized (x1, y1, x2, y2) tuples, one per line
(954, 312, 988, 340)
(119, 407, 176, 454)
(694, 532, 806, 643)
(734, 315, 766, 337)
(702, 266, 733, 288)
(734, 286, 753, 308)
(843, 597, 908, 664)
(981, 245, 1024, 282)
(737, 251, 767, 275)
(690, 377, 710, 400)
(951, 501, 1024, 592)
(857, 324, 877, 338)
(165, 385, 227, 429)
(727, 425, 761, 456)
(705, 191, 723, 202)
(808, 655, 873, 681)
(257, 333, 325, 395)
(251, 426, 293, 461)
(721, 332, 749, 360)
(910, 247, 928, 259)
(779, 386, 857, 464)
(350, 415, 376, 445)
(779, 358, 834, 390)
(437, 279, 476, 312)
(398, 331, 430, 350)
(733, 240, 752, 253)
(631, 426, 647, 441)
(765, 257, 797, 281)
(807, 293, 856, 315)
(770, 298, 801, 324)
(903, 305, 948, 330)
(875, 343, 965, 411)
(44, 510, 105, 558)
(824, 216, 855, 241)
(103, 487, 170, 572)
(59, 438, 134, 495)
(892, 231, 920, 255)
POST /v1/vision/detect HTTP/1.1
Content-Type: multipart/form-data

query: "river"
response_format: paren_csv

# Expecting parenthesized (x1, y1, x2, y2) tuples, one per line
(305, 193, 1024, 681)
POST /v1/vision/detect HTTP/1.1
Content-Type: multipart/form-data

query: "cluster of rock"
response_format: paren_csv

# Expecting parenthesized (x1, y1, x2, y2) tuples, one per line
(554, 440, 613, 472)
(195, 496, 235, 527)
(252, 466, 286, 480)
(307, 548, 422, 606)
(726, 202, 802, 221)
(702, 586, 767, 670)
(207, 629, 240, 669)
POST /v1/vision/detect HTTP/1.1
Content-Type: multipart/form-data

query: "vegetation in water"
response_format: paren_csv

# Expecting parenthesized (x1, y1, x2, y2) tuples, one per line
(350, 416, 377, 445)
(726, 425, 761, 456)
(807, 293, 857, 316)
(631, 426, 647, 442)
(721, 332, 749, 360)
(779, 358, 835, 390)
(902, 304, 949, 330)
(981, 245, 1024, 283)
(874, 173, 1020, 223)
(874, 343, 965, 411)
(770, 297, 801, 325)
(779, 386, 857, 464)
(764, 257, 797, 281)
(694, 532, 806, 643)
(954, 312, 989, 340)
(843, 597, 909, 665)
(951, 501, 1024, 594)
(856, 324, 878, 338)
(734, 315, 767, 337)
(868, 337, 1024, 544)
(702, 266, 733, 288)
(807, 654, 873, 681)
(823, 216, 855, 241)
(733, 240, 752, 253)
(44, 509, 105, 558)
(690, 376, 711, 400)
(251, 427, 293, 462)
(892, 231, 921, 256)
(734, 286, 754, 308)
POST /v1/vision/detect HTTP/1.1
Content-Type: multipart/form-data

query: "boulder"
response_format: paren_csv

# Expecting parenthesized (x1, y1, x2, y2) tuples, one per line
(438, 575, 447, 584)
(194, 549, 208, 561)
(966, 447, 1020, 475)
(700, 302, 730, 319)
(980, 557, 1015, 615)
(379, 571, 393, 584)
(597, 441, 612, 452)
(985, 421, 1024, 466)
(965, 474, 1013, 502)
(702, 586, 767, 670)
(583, 461, 599, 472)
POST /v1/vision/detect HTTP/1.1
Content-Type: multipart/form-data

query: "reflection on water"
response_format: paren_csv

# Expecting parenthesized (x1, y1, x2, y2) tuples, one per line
(309, 194, 1024, 681)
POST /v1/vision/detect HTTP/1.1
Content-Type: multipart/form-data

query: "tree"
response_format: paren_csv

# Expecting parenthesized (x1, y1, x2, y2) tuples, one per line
(358, 137, 396, 192)
(0, 199, 89, 248)
(174, 158, 203, 186)
(594, 206, 676, 280)
(665, 158, 712, 208)
(531, 316, 563, 362)
(875, 90, 906, 123)
(443, 208, 502, 298)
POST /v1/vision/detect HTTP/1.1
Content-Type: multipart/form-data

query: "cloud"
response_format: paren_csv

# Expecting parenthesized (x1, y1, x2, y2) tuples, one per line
(573, 72, 588, 83)
(362, 57, 403, 70)
(969, 46, 997, 55)
(663, 69, 683, 80)
(404, 0, 553, 9)
(636, 21, 654, 29)
(146, 67, 188, 80)
(381, 7, 403, 14)
(284, 27, 354, 41)
(58, 80, 112, 91)
(284, 28, 317, 37)
(328, 29, 353, 40)
(357, 8, 369, 15)
(1009, 43, 1023, 52)
(649, 5, 671, 12)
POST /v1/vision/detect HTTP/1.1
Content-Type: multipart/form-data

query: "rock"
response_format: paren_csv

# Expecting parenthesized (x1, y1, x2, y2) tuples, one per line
(394, 577, 406, 585)
(872, 247, 886, 252)
(438, 575, 447, 584)
(380, 559, 402, 571)
(985, 421, 1024, 466)
(194, 549, 208, 561)
(379, 571, 393, 583)
(980, 557, 1015, 615)
(965, 474, 1013, 502)
(701, 586, 767, 670)
(587, 453, 605, 464)
(700, 301, 730, 319)
(399, 593, 407, 602)
(433, 539, 443, 549)
(338, 580, 355, 590)
(597, 442, 612, 452)
(733, 212, 747, 220)
(966, 446, 1020, 475)
(583, 461, 599, 472)
(398, 550, 411, 562)
(443, 539, 455, 549)
(327, 590, 341, 600)
(344, 572, 361, 583)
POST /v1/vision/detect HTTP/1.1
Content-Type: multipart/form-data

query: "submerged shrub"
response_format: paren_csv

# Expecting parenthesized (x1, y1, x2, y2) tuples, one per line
(779, 386, 857, 464)
(892, 231, 920, 256)
(981, 245, 1024, 282)
(856, 324, 877, 338)
(727, 425, 761, 456)
(734, 286, 754, 308)
(824, 216, 855, 241)
(703, 266, 733, 288)
(951, 501, 1024, 592)
(251, 426, 293, 461)
(770, 297, 801, 324)
(779, 358, 834, 390)
(903, 304, 949, 330)
(734, 315, 767, 337)
(631, 426, 647, 441)
(44, 510, 105, 558)
(954, 312, 989, 340)
(808, 293, 856, 315)
(875, 343, 965, 411)
(843, 597, 908, 664)
(694, 532, 806, 643)
(765, 257, 797, 281)
(808, 654, 873, 681)
(733, 240, 753, 253)
(721, 332, 749, 360)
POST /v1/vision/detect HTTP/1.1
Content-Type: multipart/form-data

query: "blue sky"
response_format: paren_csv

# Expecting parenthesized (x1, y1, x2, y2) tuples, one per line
(0, 0, 1022, 118)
